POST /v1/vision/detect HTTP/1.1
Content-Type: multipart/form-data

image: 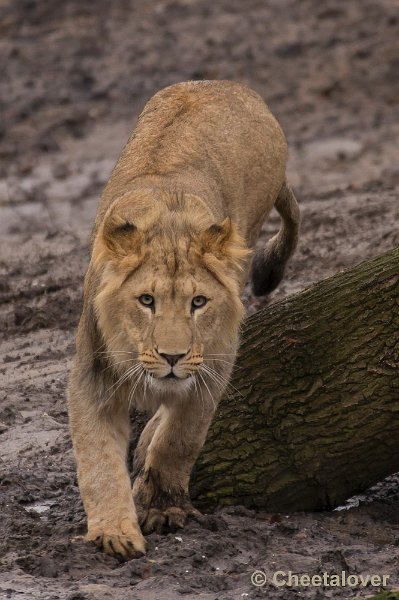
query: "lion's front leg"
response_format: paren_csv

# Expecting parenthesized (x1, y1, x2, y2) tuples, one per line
(68, 369, 146, 560)
(132, 398, 215, 534)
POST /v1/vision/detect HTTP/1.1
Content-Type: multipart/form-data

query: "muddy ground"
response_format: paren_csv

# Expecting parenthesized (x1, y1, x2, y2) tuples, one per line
(1, 0, 399, 598)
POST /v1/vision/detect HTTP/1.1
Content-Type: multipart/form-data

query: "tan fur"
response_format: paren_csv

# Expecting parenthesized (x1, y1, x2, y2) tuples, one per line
(68, 80, 300, 560)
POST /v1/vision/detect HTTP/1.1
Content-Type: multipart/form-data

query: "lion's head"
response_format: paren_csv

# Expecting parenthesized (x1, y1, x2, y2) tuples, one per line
(92, 189, 250, 400)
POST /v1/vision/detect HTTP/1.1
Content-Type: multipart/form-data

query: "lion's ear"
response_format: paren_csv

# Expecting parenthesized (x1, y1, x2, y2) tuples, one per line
(100, 209, 144, 259)
(201, 217, 251, 271)
(202, 218, 233, 252)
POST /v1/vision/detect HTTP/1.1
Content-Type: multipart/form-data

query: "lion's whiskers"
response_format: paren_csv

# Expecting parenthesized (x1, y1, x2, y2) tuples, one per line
(205, 353, 237, 357)
(97, 350, 140, 356)
(142, 371, 152, 406)
(197, 369, 217, 411)
(204, 357, 240, 370)
(200, 365, 226, 396)
(200, 363, 244, 399)
(100, 358, 139, 374)
(105, 363, 143, 403)
(128, 367, 145, 410)
(192, 373, 205, 419)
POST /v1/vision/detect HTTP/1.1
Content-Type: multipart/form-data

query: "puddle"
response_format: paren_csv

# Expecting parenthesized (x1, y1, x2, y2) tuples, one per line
(24, 499, 55, 516)
(334, 473, 399, 511)
(334, 495, 364, 511)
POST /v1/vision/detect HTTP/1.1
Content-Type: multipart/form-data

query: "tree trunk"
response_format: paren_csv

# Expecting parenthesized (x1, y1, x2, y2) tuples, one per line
(190, 247, 399, 512)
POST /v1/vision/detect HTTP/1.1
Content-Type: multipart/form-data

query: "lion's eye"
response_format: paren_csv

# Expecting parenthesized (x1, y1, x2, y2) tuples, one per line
(192, 295, 208, 310)
(139, 294, 155, 308)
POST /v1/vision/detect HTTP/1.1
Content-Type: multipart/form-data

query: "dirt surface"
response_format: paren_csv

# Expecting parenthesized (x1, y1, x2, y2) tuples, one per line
(1, 0, 399, 598)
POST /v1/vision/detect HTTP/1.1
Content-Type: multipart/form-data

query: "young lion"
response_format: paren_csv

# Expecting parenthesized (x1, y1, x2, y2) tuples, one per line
(68, 80, 300, 560)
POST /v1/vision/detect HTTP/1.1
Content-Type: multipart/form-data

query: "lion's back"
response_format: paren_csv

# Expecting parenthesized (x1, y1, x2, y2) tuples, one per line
(99, 80, 287, 244)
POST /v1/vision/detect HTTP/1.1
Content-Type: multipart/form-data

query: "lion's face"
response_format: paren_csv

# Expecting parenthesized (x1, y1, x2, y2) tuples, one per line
(93, 192, 249, 397)
(99, 260, 239, 393)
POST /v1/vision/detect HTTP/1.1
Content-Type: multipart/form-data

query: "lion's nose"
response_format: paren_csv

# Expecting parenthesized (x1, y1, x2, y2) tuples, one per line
(159, 352, 186, 366)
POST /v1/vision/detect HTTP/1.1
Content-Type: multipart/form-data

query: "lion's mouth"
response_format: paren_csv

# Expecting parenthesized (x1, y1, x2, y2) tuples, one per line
(165, 372, 177, 379)
(147, 371, 192, 382)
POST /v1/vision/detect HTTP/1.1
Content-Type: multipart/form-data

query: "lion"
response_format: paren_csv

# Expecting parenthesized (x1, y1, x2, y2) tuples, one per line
(68, 80, 300, 560)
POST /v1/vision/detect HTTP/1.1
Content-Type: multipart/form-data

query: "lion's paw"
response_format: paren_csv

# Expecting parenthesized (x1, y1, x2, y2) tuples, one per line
(133, 469, 203, 535)
(85, 519, 146, 561)
(139, 503, 202, 535)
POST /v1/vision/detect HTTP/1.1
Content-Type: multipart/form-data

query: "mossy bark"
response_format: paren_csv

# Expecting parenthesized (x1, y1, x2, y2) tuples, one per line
(191, 247, 399, 512)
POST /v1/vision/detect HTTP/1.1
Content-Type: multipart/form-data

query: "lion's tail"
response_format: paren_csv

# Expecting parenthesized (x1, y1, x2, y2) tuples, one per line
(251, 181, 300, 297)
